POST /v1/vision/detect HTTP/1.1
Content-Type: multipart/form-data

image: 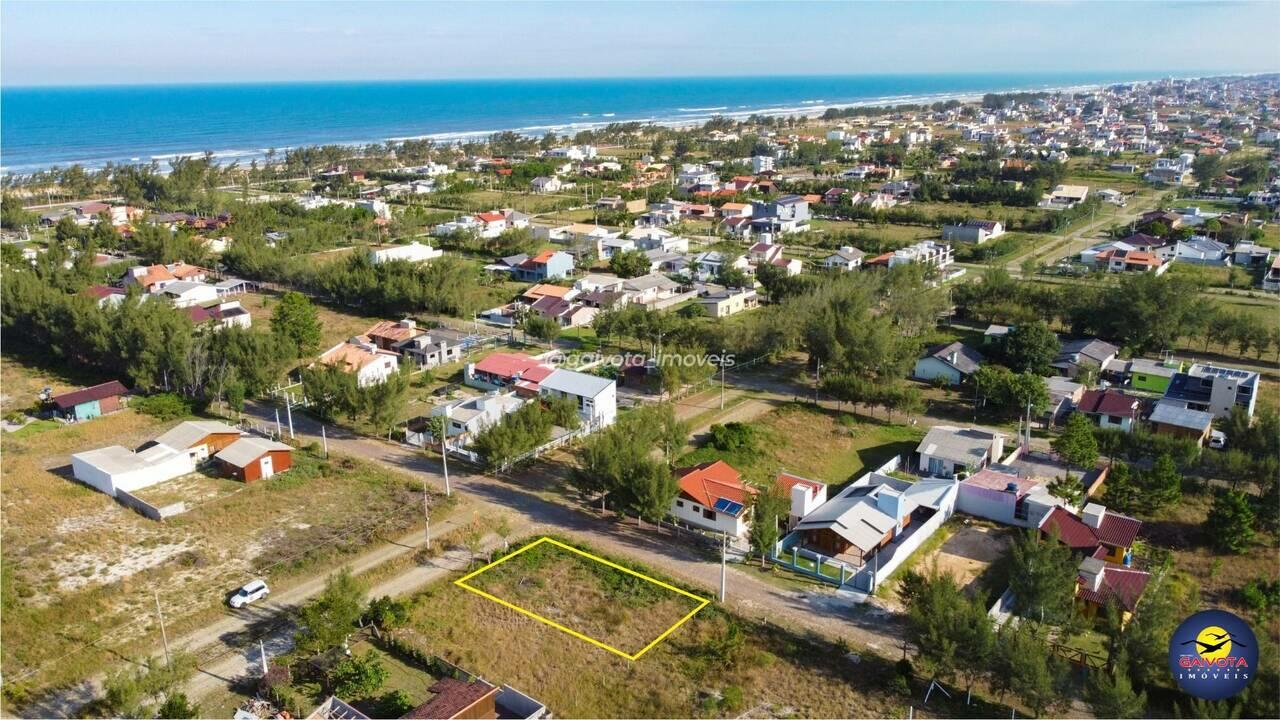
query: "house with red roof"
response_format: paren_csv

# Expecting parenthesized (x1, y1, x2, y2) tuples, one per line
(671, 461, 757, 539)
(464, 352, 555, 396)
(776, 472, 827, 531)
(1040, 502, 1149, 623)
(1075, 388, 1142, 432)
(1040, 503, 1142, 566)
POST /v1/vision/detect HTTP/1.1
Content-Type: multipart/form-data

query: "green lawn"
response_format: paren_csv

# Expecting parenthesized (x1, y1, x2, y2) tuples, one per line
(7, 419, 60, 438)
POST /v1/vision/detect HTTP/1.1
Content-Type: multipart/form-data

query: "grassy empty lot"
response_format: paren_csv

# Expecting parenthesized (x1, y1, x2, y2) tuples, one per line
(395, 538, 912, 718)
(459, 538, 707, 658)
(0, 407, 444, 695)
(1, 354, 112, 416)
(680, 403, 924, 489)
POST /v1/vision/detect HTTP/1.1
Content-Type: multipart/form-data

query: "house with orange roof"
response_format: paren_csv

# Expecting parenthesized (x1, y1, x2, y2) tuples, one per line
(1096, 248, 1168, 274)
(316, 337, 399, 388)
(719, 202, 752, 219)
(671, 460, 757, 538)
(513, 249, 574, 282)
(365, 318, 425, 351)
(121, 262, 211, 293)
(521, 283, 577, 303)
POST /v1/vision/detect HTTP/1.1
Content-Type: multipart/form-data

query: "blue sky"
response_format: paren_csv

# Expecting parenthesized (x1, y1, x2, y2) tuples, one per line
(2, 1, 1278, 86)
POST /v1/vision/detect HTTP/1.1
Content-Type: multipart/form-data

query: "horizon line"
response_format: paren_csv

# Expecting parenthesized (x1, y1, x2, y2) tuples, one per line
(4, 68, 1269, 91)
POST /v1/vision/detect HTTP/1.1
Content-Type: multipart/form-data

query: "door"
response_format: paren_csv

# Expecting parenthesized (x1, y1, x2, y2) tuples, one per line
(259, 454, 274, 479)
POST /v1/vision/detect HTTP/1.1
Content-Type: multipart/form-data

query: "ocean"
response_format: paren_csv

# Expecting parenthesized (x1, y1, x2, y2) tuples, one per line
(0, 72, 1180, 174)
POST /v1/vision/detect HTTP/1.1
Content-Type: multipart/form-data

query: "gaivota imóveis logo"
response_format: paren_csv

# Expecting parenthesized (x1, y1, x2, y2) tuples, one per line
(1168, 609, 1258, 700)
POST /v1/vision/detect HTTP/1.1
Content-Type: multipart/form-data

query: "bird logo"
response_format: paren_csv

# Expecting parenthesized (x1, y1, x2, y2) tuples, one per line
(1180, 625, 1247, 661)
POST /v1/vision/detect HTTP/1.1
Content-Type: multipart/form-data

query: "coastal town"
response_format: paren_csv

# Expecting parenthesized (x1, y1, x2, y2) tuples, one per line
(2, 66, 1280, 720)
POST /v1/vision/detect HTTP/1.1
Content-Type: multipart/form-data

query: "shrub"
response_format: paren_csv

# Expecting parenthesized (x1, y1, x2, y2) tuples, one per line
(707, 422, 757, 454)
(378, 690, 416, 717)
(720, 686, 744, 713)
(133, 393, 193, 421)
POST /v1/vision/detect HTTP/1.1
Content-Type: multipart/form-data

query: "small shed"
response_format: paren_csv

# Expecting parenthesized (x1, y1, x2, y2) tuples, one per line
(49, 381, 129, 421)
(214, 437, 294, 482)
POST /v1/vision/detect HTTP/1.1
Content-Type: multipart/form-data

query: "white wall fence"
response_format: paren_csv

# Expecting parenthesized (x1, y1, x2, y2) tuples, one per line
(115, 489, 186, 521)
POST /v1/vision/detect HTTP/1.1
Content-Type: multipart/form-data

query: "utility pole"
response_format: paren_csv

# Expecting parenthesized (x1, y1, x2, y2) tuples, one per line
(720, 361, 726, 410)
(423, 476, 432, 550)
(154, 590, 171, 669)
(285, 397, 295, 440)
(813, 360, 822, 405)
(719, 533, 727, 602)
(259, 640, 268, 675)
(321, 425, 329, 458)
(274, 408, 282, 440)
(441, 404, 452, 496)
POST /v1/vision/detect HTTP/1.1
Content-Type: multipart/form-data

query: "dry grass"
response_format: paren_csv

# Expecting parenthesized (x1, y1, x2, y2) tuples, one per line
(0, 355, 109, 416)
(0, 407, 432, 694)
(682, 403, 924, 489)
(398, 542, 907, 719)
(462, 540, 706, 657)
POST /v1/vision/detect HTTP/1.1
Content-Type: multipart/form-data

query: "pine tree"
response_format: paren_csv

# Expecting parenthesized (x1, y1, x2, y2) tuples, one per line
(1087, 652, 1147, 719)
(1052, 413, 1099, 472)
(1205, 490, 1255, 554)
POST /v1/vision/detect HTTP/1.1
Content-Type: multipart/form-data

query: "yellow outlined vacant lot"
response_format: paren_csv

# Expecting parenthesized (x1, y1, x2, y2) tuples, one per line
(454, 537, 711, 661)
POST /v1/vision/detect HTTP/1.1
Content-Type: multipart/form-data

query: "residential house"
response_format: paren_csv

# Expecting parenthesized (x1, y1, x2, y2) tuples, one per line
(751, 155, 775, 173)
(1075, 389, 1142, 432)
(464, 353, 556, 395)
(671, 461, 756, 539)
(538, 368, 617, 428)
(822, 246, 866, 272)
(873, 240, 953, 270)
(521, 283, 577, 304)
(160, 281, 219, 308)
(1148, 399, 1215, 446)
(1039, 184, 1090, 209)
(790, 472, 958, 591)
(214, 437, 293, 482)
(49, 381, 129, 422)
(369, 241, 443, 265)
(941, 219, 1006, 244)
(750, 195, 811, 235)
(529, 295, 597, 328)
(1045, 376, 1085, 425)
(410, 392, 526, 445)
(1040, 504, 1150, 623)
(746, 240, 802, 276)
(365, 319, 426, 352)
(916, 425, 1006, 478)
(776, 472, 828, 532)
(1051, 338, 1119, 378)
(1265, 255, 1280, 292)
(82, 284, 127, 308)
(403, 678, 500, 720)
(691, 251, 749, 282)
(697, 285, 759, 318)
(71, 444, 196, 498)
(187, 301, 252, 330)
(396, 327, 467, 370)
(317, 338, 400, 388)
(150, 420, 245, 463)
(1112, 357, 1185, 393)
(122, 262, 210, 294)
(1095, 248, 1167, 274)
(1163, 363, 1259, 419)
(600, 235, 637, 260)
(530, 176, 562, 194)
(513, 250, 575, 282)
(1174, 238, 1231, 265)
(620, 273, 681, 307)
(913, 341, 984, 385)
(957, 466, 1066, 529)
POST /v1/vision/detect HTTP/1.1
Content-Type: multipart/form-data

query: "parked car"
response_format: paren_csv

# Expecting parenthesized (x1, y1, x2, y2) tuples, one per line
(1209, 430, 1228, 450)
(229, 579, 270, 608)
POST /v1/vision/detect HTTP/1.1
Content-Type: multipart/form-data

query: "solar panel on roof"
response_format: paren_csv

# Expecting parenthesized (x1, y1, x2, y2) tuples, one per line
(713, 498, 743, 515)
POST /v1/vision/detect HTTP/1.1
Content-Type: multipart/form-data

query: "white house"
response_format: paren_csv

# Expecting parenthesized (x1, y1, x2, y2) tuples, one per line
(71, 444, 195, 497)
(751, 155, 775, 173)
(369, 241, 443, 265)
(823, 246, 865, 271)
(537, 369, 617, 429)
(671, 460, 756, 539)
(531, 176, 563, 194)
(941, 220, 1005, 244)
(913, 341, 984, 385)
(916, 425, 1006, 478)
(317, 338, 400, 387)
(160, 281, 219, 308)
(356, 199, 392, 220)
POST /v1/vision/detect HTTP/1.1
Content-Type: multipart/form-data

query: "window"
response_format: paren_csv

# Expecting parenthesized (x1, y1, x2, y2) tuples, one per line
(676, 500, 684, 508)
(1108, 414, 1123, 424)
(703, 509, 716, 521)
